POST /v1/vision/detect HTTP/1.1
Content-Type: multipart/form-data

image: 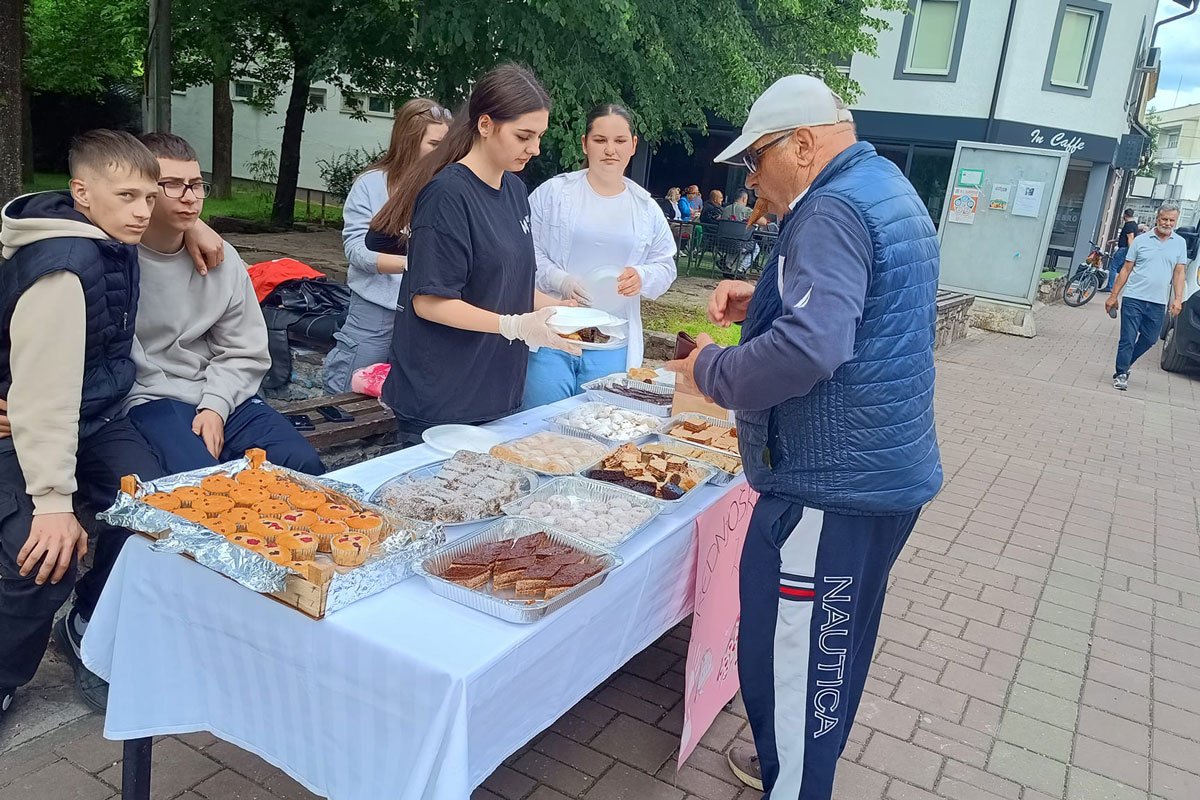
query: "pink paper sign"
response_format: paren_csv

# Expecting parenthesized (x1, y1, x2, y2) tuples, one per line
(679, 482, 759, 766)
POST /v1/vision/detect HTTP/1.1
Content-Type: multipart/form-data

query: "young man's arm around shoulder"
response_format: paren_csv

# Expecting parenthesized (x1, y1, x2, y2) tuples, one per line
(9, 271, 89, 585)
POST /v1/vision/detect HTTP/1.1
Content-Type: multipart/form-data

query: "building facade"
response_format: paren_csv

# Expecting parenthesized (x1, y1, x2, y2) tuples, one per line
(1130, 102, 1200, 225)
(646, 0, 1161, 269)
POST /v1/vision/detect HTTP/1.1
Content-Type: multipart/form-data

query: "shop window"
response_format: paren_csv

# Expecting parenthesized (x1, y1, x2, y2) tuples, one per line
(1050, 167, 1089, 249)
(896, 0, 969, 81)
(908, 148, 955, 225)
(1045, 1, 1109, 97)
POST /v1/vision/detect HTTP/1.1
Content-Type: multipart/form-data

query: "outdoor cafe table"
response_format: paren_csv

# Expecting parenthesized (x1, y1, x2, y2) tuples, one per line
(81, 395, 742, 800)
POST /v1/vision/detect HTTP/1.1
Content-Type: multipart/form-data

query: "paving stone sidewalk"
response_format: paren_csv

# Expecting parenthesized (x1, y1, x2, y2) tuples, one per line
(3, 298, 1199, 800)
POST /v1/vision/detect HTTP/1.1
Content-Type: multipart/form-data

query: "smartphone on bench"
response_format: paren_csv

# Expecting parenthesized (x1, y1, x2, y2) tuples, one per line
(285, 414, 315, 432)
(316, 405, 355, 424)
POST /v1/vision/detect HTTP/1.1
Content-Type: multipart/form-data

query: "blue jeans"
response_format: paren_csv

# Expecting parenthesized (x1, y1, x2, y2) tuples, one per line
(1105, 247, 1128, 291)
(128, 397, 325, 475)
(1115, 297, 1165, 376)
(521, 347, 629, 409)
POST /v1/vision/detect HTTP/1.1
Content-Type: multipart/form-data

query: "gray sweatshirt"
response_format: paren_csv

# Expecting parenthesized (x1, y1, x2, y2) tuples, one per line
(123, 241, 270, 421)
(342, 168, 404, 309)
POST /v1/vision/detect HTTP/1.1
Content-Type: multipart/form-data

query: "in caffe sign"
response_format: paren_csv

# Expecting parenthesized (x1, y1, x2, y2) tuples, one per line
(990, 120, 1118, 164)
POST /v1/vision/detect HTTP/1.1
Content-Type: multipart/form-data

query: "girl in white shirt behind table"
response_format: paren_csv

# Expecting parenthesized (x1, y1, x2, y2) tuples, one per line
(524, 104, 677, 408)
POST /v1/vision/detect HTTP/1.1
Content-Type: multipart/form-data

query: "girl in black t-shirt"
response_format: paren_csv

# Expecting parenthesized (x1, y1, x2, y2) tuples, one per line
(378, 64, 580, 441)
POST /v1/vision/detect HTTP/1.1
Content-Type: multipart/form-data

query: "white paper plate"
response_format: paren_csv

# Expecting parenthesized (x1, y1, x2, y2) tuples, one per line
(421, 425, 504, 456)
(547, 306, 626, 334)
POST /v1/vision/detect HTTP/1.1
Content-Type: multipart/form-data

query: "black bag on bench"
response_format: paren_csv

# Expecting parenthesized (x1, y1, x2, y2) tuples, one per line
(260, 278, 350, 390)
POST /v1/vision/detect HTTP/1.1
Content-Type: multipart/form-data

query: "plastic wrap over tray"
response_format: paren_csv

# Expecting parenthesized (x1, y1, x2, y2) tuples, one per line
(99, 455, 445, 610)
(414, 516, 623, 623)
(501, 475, 663, 548)
(548, 402, 661, 447)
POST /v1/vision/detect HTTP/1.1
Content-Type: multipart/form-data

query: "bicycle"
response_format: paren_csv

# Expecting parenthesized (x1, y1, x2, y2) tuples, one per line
(1063, 239, 1115, 307)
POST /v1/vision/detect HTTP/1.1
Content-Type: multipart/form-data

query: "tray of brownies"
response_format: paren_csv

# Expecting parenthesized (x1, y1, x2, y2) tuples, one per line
(577, 442, 717, 512)
(415, 516, 622, 622)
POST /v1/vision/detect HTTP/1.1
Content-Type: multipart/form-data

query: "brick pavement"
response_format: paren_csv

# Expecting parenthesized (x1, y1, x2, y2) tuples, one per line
(3, 298, 1199, 800)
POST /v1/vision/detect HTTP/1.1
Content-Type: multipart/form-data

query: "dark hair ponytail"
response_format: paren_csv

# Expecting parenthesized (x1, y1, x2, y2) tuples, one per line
(585, 103, 634, 136)
(376, 64, 551, 237)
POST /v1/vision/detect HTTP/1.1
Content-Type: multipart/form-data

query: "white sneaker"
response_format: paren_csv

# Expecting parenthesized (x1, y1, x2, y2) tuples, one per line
(1113, 373, 1129, 391)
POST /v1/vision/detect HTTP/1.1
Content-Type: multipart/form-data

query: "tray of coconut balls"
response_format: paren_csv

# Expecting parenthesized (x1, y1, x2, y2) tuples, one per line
(106, 448, 445, 618)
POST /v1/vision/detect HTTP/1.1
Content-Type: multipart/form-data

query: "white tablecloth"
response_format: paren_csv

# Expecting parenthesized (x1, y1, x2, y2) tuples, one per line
(83, 397, 737, 800)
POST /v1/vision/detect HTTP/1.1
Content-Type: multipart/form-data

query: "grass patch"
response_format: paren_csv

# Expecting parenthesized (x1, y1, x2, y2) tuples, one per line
(22, 172, 341, 226)
(642, 300, 742, 347)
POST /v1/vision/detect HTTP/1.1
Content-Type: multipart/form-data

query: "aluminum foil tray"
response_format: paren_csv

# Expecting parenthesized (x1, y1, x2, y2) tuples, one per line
(574, 445, 719, 514)
(501, 475, 663, 548)
(660, 412, 740, 458)
(638, 435, 741, 486)
(99, 455, 446, 615)
(548, 402, 661, 448)
(369, 456, 540, 528)
(581, 376, 673, 418)
(488, 430, 611, 477)
(414, 516, 623, 624)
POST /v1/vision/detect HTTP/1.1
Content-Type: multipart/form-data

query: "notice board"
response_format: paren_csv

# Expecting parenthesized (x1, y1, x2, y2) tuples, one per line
(937, 142, 1070, 305)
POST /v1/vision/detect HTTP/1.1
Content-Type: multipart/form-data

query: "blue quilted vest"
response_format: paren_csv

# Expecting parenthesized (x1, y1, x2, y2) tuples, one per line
(737, 142, 943, 515)
(0, 193, 140, 438)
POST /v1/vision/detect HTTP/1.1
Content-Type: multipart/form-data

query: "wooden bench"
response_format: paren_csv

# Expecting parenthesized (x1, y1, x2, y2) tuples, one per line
(272, 392, 395, 450)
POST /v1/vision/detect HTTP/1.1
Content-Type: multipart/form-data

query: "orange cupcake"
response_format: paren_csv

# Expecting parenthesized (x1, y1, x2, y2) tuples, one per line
(253, 499, 292, 519)
(310, 519, 348, 552)
(229, 533, 269, 551)
(207, 519, 239, 537)
(200, 475, 237, 496)
(176, 507, 209, 524)
(247, 519, 288, 542)
(277, 531, 318, 561)
(344, 512, 383, 541)
(235, 469, 275, 487)
(143, 492, 181, 512)
(172, 486, 205, 508)
(318, 502, 353, 521)
(225, 507, 259, 531)
(288, 490, 327, 512)
(195, 495, 236, 517)
(330, 532, 371, 567)
(280, 509, 318, 531)
(260, 546, 291, 566)
(230, 486, 270, 508)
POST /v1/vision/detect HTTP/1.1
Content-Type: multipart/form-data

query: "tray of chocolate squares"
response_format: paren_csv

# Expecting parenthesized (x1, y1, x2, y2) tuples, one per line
(577, 442, 717, 512)
(580, 376, 674, 418)
(415, 516, 622, 623)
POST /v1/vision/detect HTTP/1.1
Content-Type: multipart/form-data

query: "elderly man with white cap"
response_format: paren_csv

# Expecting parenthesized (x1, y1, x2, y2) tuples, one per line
(667, 75, 944, 797)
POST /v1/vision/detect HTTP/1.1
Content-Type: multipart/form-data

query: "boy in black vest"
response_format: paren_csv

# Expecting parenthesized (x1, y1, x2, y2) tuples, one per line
(0, 130, 165, 720)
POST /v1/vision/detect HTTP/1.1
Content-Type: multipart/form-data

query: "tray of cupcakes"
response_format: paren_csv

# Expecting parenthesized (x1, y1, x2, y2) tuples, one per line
(105, 448, 444, 618)
(414, 516, 622, 623)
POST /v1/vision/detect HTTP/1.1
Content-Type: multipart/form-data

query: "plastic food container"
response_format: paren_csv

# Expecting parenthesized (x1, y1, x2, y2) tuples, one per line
(488, 431, 610, 477)
(549, 402, 662, 447)
(414, 516, 622, 623)
(575, 445, 719, 513)
(660, 412, 740, 457)
(581, 376, 674, 418)
(501, 475, 663, 548)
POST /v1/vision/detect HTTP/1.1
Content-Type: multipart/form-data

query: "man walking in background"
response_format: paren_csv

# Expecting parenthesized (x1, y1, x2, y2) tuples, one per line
(1105, 203, 1188, 391)
(1104, 208, 1139, 292)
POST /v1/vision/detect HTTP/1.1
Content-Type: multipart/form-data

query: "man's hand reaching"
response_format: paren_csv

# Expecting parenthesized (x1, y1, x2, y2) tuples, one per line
(18, 513, 87, 585)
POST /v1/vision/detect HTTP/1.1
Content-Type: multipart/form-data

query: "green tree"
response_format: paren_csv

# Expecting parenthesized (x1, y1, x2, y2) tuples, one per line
(23, 0, 144, 95)
(1137, 110, 1161, 179)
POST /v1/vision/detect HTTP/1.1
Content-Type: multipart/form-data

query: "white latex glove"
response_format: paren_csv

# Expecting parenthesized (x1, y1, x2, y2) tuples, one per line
(499, 308, 583, 355)
(559, 276, 592, 306)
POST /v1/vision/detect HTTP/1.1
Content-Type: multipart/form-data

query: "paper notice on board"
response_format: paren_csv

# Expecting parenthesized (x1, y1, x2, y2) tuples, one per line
(989, 184, 1012, 211)
(1012, 181, 1045, 218)
(948, 188, 980, 225)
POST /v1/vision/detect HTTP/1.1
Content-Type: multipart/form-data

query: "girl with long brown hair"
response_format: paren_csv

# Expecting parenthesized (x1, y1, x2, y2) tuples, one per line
(381, 64, 579, 444)
(323, 98, 451, 393)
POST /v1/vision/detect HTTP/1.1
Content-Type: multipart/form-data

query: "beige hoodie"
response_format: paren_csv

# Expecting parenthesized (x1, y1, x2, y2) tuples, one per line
(1, 193, 109, 515)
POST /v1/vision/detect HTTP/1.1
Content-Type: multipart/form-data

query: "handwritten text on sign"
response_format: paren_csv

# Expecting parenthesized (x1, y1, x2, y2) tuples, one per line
(679, 482, 759, 767)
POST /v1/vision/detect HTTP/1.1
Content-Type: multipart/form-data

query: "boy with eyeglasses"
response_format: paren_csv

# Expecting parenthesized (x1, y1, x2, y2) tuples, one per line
(121, 133, 323, 476)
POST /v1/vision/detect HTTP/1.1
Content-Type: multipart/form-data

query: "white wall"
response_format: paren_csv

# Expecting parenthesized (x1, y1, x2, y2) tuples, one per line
(172, 81, 396, 192)
(993, 0, 1157, 140)
(851, 2, 1008, 119)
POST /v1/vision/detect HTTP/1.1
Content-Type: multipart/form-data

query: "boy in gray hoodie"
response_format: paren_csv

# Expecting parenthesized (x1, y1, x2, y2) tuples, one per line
(123, 133, 323, 476)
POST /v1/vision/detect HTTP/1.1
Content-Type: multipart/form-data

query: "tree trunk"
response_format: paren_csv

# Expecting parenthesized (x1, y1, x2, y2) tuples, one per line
(20, 84, 32, 183)
(271, 56, 312, 227)
(210, 52, 234, 200)
(0, 0, 25, 203)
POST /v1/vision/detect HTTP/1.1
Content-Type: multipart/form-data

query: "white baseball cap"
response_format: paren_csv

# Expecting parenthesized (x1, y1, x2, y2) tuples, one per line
(714, 75, 854, 166)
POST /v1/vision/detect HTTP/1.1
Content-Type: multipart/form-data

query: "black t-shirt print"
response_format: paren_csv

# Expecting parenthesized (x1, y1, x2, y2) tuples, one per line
(384, 163, 536, 429)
